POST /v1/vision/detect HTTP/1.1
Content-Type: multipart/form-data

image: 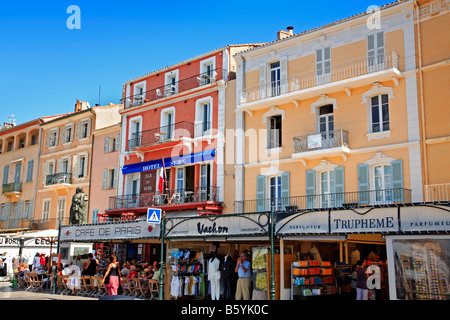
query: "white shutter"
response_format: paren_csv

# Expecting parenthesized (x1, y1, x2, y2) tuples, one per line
(60, 127, 66, 144)
(42, 161, 48, 185)
(113, 167, 119, 188)
(280, 56, 288, 94)
(72, 155, 78, 179)
(259, 63, 267, 99)
(83, 153, 88, 178)
(76, 122, 81, 140)
(115, 135, 120, 152)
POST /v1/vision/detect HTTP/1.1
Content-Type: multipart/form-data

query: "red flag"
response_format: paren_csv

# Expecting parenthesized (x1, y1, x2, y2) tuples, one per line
(158, 168, 164, 193)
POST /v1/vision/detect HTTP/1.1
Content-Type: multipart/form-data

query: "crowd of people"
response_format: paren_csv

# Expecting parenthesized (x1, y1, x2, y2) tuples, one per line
(58, 252, 162, 296)
(350, 256, 389, 300)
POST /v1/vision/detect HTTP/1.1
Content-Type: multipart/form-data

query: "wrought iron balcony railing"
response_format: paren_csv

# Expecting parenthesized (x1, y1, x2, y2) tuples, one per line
(108, 187, 219, 210)
(46, 172, 72, 186)
(234, 188, 412, 214)
(293, 129, 349, 154)
(122, 68, 227, 109)
(128, 121, 212, 150)
(240, 52, 399, 104)
(2, 182, 22, 193)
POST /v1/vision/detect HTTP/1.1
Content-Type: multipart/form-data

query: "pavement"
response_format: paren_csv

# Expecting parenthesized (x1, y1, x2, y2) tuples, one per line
(0, 280, 97, 300)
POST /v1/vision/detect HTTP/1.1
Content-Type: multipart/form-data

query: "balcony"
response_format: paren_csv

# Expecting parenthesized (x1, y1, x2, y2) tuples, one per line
(46, 172, 72, 187)
(292, 129, 350, 163)
(235, 188, 412, 214)
(424, 183, 450, 203)
(122, 68, 227, 109)
(107, 187, 220, 213)
(2, 182, 22, 195)
(239, 52, 400, 110)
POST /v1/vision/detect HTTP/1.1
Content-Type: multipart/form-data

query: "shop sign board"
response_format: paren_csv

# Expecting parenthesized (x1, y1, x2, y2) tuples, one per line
(60, 220, 160, 242)
(0, 237, 55, 247)
(399, 205, 450, 233)
(165, 213, 269, 239)
(330, 207, 399, 234)
(276, 211, 329, 236)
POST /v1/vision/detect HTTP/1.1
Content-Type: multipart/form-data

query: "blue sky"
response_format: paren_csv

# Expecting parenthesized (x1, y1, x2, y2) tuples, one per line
(0, 0, 388, 125)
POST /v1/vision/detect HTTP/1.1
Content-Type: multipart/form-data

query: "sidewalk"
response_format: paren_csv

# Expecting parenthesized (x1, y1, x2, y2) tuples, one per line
(0, 281, 97, 300)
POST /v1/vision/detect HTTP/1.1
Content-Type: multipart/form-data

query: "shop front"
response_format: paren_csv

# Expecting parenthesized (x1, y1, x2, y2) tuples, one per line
(275, 203, 450, 300)
(162, 212, 278, 300)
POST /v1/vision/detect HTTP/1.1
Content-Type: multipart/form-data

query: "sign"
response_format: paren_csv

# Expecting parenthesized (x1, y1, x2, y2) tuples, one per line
(308, 134, 322, 149)
(400, 205, 450, 233)
(122, 149, 216, 175)
(0, 237, 56, 247)
(276, 211, 329, 236)
(60, 220, 160, 242)
(147, 208, 162, 224)
(330, 207, 398, 233)
(166, 213, 269, 239)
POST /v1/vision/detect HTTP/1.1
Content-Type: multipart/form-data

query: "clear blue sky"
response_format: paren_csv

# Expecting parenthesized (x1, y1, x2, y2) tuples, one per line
(0, 0, 388, 125)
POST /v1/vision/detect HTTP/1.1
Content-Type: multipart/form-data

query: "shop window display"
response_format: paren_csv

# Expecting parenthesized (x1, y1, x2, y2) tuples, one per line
(392, 238, 449, 300)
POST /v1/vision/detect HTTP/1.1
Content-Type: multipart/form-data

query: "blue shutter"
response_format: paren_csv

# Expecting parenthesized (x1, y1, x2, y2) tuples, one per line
(27, 160, 34, 182)
(358, 164, 369, 204)
(306, 170, 315, 209)
(14, 162, 22, 183)
(28, 199, 34, 219)
(391, 160, 404, 202)
(256, 175, 266, 212)
(92, 209, 99, 224)
(281, 172, 290, 210)
(3, 165, 9, 185)
(334, 166, 345, 207)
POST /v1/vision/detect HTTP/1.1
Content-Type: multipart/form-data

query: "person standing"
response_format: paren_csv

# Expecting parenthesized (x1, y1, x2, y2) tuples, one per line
(235, 251, 251, 300)
(33, 253, 41, 272)
(356, 259, 369, 300)
(98, 253, 109, 276)
(103, 256, 121, 295)
(83, 253, 98, 276)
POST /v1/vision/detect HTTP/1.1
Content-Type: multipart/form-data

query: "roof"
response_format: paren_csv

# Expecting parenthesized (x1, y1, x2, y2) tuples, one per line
(234, 0, 411, 57)
(123, 43, 266, 85)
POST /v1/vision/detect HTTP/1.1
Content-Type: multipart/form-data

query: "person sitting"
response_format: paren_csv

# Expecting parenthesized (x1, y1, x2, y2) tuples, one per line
(127, 265, 138, 279)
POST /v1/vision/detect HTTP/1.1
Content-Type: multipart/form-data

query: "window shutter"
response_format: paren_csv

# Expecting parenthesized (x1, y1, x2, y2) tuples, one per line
(60, 127, 66, 144)
(256, 175, 266, 212)
(42, 161, 48, 185)
(113, 167, 119, 188)
(16, 201, 24, 220)
(334, 166, 345, 207)
(391, 160, 404, 202)
(72, 156, 78, 179)
(28, 199, 33, 219)
(76, 122, 81, 139)
(358, 164, 370, 204)
(87, 119, 91, 137)
(27, 159, 34, 182)
(102, 169, 108, 189)
(83, 154, 88, 178)
(104, 137, 110, 153)
(4, 202, 10, 221)
(306, 170, 315, 209)
(47, 132, 51, 148)
(92, 209, 99, 224)
(14, 162, 21, 183)
(259, 63, 267, 99)
(3, 165, 9, 185)
(281, 172, 290, 210)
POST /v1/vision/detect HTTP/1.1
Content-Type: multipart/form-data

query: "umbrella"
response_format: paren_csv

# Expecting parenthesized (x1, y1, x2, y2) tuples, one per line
(11, 229, 59, 262)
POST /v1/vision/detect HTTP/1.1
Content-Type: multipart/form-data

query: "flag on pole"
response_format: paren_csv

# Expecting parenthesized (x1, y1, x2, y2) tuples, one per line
(158, 167, 165, 193)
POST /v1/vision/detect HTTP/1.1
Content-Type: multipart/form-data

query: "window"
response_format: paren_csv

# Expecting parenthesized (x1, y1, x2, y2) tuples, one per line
(14, 162, 21, 183)
(129, 117, 142, 150)
(199, 164, 211, 201)
(61, 158, 70, 173)
(201, 103, 211, 136)
(318, 104, 334, 141)
(316, 46, 331, 84)
(367, 31, 385, 69)
(78, 155, 86, 178)
(48, 130, 58, 147)
(103, 167, 118, 189)
(176, 168, 184, 192)
(195, 97, 213, 137)
(80, 121, 89, 139)
(160, 108, 175, 142)
(320, 170, 335, 207)
(105, 135, 120, 153)
(165, 70, 178, 96)
(92, 209, 99, 224)
(270, 176, 282, 211)
(268, 115, 282, 149)
(24, 200, 32, 219)
(374, 164, 393, 203)
(6, 138, 14, 152)
(62, 125, 73, 144)
(270, 61, 281, 97)
(42, 199, 51, 221)
(371, 94, 389, 133)
(18, 135, 26, 149)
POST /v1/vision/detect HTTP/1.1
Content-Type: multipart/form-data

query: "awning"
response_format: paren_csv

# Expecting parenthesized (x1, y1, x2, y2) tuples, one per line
(122, 149, 216, 175)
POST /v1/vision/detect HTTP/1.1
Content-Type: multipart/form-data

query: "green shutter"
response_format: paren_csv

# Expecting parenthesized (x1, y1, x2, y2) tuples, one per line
(392, 160, 404, 202)
(26, 160, 34, 182)
(256, 175, 266, 212)
(358, 164, 369, 204)
(334, 166, 345, 207)
(3, 165, 9, 185)
(306, 170, 315, 209)
(281, 172, 290, 210)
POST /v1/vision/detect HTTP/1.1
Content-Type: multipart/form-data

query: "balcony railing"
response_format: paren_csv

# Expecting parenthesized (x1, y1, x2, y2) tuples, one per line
(424, 183, 450, 202)
(235, 188, 412, 214)
(240, 52, 399, 104)
(46, 172, 72, 186)
(2, 182, 22, 194)
(293, 129, 349, 154)
(108, 187, 219, 210)
(128, 121, 212, 151)
(122, 68, 227, 109)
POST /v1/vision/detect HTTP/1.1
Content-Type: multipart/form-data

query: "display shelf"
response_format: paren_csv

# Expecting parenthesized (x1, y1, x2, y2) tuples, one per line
(291, 261, 336, 299)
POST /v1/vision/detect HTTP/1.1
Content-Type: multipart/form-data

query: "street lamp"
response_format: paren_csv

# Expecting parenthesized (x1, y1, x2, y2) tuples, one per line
(269, 204, 276, 300)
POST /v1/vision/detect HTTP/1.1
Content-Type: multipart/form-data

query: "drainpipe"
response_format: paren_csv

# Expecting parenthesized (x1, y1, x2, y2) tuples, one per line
(87, 109, 95, 223)
(32, 125, 44, 224)
(414, 0, 428, 187)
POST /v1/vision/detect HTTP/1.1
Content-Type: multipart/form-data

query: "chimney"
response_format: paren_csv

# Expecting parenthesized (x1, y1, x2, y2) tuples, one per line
(277, 26, 294, 40)
(75, 99, 90, 112)
(3, 122, 14, 128)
